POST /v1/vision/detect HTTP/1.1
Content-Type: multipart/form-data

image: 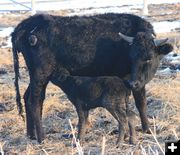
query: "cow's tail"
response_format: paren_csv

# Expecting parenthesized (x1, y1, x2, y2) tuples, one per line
(12, 40, 23, 118)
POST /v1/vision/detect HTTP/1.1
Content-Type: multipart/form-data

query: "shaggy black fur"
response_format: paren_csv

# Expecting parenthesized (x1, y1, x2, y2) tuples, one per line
(52, 72, 136, 144)
(11, 13, 173, 143)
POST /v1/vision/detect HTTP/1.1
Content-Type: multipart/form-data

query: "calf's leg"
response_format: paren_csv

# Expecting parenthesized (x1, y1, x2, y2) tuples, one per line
(76, 105, 89, 140)
(107, 107, 128, 145)
(84, 110, 92, 127)
(128, 121, 136, 144)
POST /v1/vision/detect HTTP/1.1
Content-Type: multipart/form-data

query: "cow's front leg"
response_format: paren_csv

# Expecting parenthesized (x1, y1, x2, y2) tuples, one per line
(132, 86, 150, 133)
(30, 79, 48, 143)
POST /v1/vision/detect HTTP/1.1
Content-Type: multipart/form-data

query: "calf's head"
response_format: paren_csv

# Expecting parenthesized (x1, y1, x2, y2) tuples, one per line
(119, 32, 173, 90)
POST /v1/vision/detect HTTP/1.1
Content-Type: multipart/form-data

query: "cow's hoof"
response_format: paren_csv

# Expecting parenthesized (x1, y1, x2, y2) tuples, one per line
(142, 124, 151, 134)
(37, 138, 43, 144)
(29, 135, 36, 140)
(115, 142, 123, 148)
(28, 133, 36, 140)
(37, 134, 45, 144)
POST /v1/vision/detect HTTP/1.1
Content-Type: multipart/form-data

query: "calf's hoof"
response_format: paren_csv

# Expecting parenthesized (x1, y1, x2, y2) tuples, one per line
(115, 141, 124, 148)
(86, 120, 93, 128)
(116, 137, 124, 147)
(143, 128, 151, 134)
(129, 137, 137, 145)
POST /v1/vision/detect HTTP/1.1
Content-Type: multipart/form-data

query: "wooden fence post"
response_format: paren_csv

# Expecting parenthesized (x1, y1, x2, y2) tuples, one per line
(31, 0, 36, 15)
(142, 0, 148, 15)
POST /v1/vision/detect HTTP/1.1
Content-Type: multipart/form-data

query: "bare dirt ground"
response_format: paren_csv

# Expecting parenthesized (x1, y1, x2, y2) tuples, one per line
(0, 3, 180, 155)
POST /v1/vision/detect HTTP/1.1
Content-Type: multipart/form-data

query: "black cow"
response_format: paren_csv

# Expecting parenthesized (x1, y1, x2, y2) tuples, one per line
(52, 69, 137, 144)
(11, 13, 173, 143)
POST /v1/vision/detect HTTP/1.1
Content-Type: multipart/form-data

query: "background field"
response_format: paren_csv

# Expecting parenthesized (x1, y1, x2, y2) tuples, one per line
(0, 1, 180, 155)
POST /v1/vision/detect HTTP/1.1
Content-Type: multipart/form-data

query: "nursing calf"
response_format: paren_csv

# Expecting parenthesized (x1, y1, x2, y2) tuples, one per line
(52, 72, 137, 144)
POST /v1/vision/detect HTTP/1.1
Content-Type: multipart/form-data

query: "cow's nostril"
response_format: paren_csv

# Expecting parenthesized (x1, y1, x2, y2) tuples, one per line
(124, 80, 132, 89)
(134, 81, 139, 87)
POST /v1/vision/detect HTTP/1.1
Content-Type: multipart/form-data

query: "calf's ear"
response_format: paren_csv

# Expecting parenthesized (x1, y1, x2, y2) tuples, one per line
(157, 43, 173, 55)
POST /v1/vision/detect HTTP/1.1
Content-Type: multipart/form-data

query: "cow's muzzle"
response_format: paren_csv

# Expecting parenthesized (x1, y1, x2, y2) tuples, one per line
(127, 80, 141, 90)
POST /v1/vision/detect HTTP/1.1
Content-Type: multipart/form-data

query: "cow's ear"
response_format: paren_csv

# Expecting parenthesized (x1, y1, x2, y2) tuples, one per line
(156, 43, 173, 55)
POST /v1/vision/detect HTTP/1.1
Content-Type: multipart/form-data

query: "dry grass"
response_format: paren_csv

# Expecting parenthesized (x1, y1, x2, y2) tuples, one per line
(147, 73, 180, 105)
(0, 48, 13, 65)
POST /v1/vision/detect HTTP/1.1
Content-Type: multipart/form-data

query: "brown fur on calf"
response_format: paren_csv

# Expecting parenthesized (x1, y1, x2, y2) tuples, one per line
(52, 74, 137, 144)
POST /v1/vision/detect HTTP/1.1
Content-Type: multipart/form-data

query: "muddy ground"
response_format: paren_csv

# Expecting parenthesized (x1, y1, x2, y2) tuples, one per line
(0, 3, 180, 155)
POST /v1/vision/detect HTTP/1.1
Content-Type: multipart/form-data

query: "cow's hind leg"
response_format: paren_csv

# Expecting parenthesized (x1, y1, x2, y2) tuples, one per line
(24, 85, 35, 139)
(132, 86, 150, 133)
(30, 78, 48, 143)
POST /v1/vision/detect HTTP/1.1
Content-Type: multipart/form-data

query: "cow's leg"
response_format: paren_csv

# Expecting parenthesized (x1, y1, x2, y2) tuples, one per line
(24, 85, 35, 139)
(76, 105, 89, 140)
(30, 78, 48, 143)
(132, 86, 149, 133)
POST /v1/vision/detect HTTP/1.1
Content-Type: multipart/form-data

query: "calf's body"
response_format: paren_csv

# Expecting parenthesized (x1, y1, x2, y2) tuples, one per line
(52, 74, 136, 144)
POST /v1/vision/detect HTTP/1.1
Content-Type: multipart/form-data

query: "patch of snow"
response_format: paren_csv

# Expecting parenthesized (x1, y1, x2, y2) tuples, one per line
(153, 21, 180, 33)
(158, 67, 172, 74)
(0, 0, 180, 12)
(0, 27, 14, 37)
(0, 27, 14, 48)
(160, 52, 180, 73)
(68, 5, 140, 16)
(165, 53, 180, 65)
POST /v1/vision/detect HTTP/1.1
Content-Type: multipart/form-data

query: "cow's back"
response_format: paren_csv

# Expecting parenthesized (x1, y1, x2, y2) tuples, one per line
(49, 13, 154, 77)
(12, 13, 154, 78)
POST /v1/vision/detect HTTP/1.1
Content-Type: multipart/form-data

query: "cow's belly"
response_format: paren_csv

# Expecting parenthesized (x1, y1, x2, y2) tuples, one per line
(71, 63, 131, 79)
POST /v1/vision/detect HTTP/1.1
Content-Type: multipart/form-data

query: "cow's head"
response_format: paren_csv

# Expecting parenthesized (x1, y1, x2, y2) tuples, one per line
(119, 32, 173, 91)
